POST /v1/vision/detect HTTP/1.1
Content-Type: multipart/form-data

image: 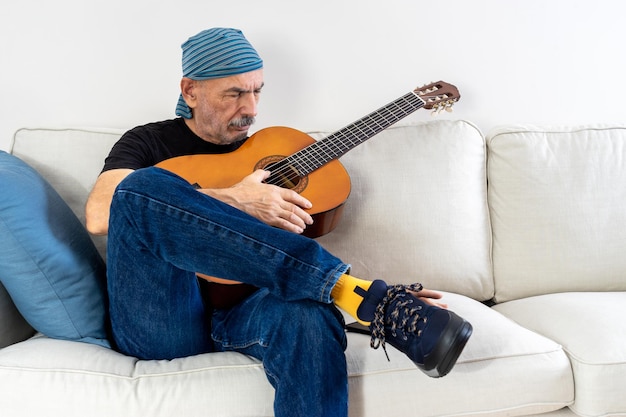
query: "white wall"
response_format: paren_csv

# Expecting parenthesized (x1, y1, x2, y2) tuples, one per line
(2, 0, 625, 152)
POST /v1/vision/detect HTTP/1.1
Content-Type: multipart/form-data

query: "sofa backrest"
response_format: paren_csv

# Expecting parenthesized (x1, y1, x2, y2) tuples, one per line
(488, 125, 626, 302)
(10, 127, 123, 257)
(315, 120, 494, 301)
(8, 123, 626, 308)
(9, 121, 494, 302)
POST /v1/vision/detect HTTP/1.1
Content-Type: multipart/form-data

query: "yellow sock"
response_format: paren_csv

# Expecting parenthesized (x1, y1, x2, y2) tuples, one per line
(331, 274, 373, 326)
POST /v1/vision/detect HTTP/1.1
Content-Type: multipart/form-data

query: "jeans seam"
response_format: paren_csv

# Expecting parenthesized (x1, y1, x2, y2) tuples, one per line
(320, 263, 350, 303)
(212, 335, 269, 350)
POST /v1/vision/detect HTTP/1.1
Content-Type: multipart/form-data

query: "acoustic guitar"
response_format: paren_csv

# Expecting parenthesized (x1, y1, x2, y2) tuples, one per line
(157, 81, 460, 237)
(156, 81, 460, 306)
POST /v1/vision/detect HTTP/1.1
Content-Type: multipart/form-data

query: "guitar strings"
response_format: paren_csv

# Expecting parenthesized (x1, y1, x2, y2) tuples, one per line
(264, 93, 423, 186)
(264, 92, 425, 187)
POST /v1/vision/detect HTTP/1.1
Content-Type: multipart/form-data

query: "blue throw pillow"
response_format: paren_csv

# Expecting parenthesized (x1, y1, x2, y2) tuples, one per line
(0, 151, 109, 347)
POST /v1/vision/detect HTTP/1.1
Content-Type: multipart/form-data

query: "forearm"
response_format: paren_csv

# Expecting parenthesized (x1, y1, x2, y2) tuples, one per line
(85, 169, 134, 235)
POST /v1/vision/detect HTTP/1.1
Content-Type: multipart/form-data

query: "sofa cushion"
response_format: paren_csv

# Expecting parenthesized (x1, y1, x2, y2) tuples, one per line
(493, 292, 626, 417)
(10, 123, 493, 302)
(0, 151, 108, 347)
(315, 120, 493, 301)
(0, 294, 573, 417)
(346, 292, 573, 416)
(0, 335, 275, 417)
(487, 125, 626, 302)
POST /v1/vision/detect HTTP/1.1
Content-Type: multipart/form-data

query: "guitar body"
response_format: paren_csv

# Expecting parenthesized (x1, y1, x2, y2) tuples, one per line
(156, 126, 351, 238)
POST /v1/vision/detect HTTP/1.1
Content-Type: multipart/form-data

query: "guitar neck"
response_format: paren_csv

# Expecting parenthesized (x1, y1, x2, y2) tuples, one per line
(288, 91, 425, 176)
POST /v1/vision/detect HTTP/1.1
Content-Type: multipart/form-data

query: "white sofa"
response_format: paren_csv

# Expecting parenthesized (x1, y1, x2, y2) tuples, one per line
(1, 120, 625, 417)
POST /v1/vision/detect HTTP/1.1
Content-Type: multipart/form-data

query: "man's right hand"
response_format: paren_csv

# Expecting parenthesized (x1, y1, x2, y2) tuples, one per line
(201, 169, 314, 234)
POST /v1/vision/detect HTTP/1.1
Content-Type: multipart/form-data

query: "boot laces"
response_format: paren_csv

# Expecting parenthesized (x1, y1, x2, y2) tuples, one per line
(370, 282, 424, 360)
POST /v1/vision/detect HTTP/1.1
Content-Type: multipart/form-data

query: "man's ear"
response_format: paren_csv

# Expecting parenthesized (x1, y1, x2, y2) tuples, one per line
(180, 78, 197, 108)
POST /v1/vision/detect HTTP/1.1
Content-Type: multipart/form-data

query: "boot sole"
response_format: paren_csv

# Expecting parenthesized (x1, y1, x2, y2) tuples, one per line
(420, 312, 473, 378)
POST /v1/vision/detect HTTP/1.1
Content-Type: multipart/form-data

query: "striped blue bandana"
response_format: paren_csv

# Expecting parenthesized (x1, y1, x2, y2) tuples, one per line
(175, 28, 263, 119)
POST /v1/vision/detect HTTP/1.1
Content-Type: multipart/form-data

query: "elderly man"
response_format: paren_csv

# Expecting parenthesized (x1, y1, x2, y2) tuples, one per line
(85, 28, 472, 417)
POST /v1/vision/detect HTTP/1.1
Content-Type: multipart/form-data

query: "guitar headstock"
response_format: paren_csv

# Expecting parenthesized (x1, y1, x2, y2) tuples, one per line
(414, 81, 460, 114)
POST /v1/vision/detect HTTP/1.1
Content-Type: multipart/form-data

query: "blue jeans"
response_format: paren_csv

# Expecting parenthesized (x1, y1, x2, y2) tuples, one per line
(107, 167, 350, 417)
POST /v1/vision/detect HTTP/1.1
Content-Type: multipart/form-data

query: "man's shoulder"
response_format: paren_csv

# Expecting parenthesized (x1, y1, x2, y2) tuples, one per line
(103, 119, 187, 172)
(125, 118, 185, 138)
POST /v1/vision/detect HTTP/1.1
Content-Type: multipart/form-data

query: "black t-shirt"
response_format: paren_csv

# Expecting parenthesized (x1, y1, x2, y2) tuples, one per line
(102, 118, 246, 172)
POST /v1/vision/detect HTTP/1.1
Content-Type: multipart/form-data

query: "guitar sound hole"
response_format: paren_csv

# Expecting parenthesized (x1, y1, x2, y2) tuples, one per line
(267, 160, 301, 188)
(255, 156, 309, 193)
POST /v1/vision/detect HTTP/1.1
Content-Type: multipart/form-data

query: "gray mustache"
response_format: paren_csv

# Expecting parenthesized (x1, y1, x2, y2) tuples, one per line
(230, 116, 256, 128)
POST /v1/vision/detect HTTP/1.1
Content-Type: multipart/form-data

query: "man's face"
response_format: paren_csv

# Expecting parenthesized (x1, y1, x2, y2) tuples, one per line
(185, 68, 264, 145)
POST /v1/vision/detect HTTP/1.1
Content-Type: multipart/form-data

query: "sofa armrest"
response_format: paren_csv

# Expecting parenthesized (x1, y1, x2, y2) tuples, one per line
(0, 283, 35, 348)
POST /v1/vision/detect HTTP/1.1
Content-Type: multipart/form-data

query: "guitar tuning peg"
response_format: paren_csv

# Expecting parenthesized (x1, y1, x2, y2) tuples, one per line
(430, 104, 443, 116)
(429, 101, 455, 116)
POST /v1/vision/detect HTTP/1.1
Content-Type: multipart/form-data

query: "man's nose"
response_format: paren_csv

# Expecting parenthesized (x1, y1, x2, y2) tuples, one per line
(241, 92, 258, 116)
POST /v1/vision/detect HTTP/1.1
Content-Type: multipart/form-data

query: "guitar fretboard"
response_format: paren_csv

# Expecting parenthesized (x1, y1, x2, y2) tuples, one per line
(286, 91, 425, 176)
